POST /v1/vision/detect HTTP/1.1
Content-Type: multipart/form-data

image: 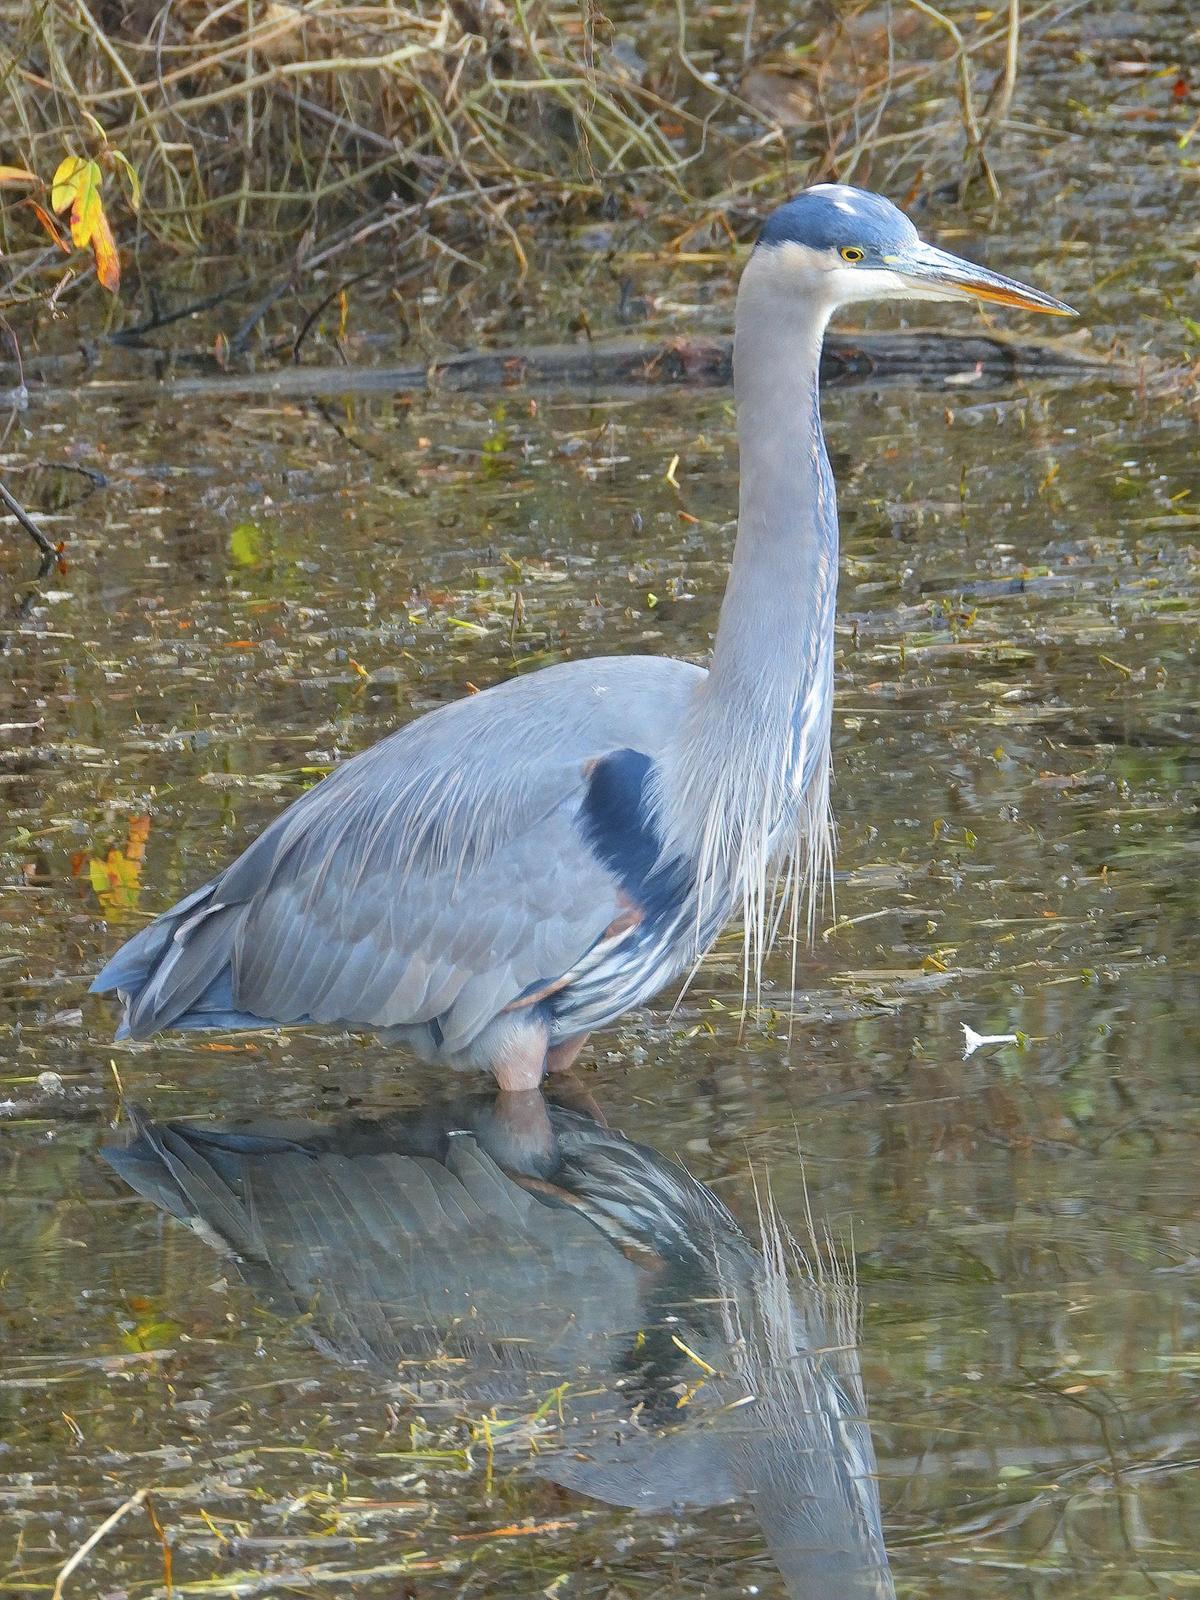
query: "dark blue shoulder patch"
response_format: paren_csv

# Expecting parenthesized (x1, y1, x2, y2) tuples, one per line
(581, 748, 660, 895)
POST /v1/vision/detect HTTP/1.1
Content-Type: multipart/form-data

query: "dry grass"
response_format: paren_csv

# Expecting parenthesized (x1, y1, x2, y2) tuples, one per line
(0, 0, 1033, 286)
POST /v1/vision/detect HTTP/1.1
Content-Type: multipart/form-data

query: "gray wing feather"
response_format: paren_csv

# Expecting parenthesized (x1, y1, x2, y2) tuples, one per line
(133, 902, 245, 1030)
(106, 654, 704, 1047)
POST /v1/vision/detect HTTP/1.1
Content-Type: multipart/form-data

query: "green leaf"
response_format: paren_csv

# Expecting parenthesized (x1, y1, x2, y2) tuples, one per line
(110, 148, 141, 212)
(121, 1316, 180, 1352)
(80, 109, 110, 145)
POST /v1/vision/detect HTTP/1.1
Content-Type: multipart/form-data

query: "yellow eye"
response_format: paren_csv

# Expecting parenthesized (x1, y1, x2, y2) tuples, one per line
(840, 246, 865, 263)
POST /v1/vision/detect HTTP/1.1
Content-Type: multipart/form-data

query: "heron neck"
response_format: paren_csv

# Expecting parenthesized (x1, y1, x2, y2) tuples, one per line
(715, 260, 837, 713)
(653, 254, 838, 962)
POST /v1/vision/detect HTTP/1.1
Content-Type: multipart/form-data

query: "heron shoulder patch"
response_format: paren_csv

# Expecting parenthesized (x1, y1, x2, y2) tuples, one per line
(581, 748, 658, 889)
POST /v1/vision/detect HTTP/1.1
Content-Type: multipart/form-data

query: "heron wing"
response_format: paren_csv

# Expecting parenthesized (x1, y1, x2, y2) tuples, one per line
(95, 655, 704, 1047)
(228, 751, 620, 1050)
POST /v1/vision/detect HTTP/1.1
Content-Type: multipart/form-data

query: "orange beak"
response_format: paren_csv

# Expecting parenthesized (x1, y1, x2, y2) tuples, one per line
(892, 243, 1077, 317)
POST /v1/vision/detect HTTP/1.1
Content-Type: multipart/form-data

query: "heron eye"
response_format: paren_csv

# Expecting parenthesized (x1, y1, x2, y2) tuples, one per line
(840, 246, 865, 263)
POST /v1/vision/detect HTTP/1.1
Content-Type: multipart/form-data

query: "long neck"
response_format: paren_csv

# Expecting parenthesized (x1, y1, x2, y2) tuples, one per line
(711, 254, 838, 724)
(656, 251, 839, 974)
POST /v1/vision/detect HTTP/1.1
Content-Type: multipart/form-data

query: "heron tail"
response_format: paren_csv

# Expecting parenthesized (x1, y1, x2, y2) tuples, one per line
(90, 880, 271, 1039)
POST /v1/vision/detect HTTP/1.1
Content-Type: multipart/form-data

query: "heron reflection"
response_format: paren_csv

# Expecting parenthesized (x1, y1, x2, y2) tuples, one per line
(105, 1090, 894, 1598)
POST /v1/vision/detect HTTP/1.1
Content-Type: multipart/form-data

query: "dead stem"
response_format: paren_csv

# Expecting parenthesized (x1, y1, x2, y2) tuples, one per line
(0, 0, 1040, 275)
(51, 1486, 150, 1600)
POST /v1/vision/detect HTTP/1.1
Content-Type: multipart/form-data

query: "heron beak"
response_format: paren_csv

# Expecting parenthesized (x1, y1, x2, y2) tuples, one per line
(890, 242, 1078, 316)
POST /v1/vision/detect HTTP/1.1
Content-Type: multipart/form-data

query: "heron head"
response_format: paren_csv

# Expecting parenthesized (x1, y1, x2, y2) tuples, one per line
(755, 184, 1076, 317)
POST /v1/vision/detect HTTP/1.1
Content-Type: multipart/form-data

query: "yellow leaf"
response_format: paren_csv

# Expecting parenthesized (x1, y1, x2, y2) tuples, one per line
(51, 156, 106, 251)
(51, 154, 87, 214)
(68, 161, 103, 249)
(90, 203, 120, 293)
(87, 857, 112, 895)
(0, 166, 36, 186)
(87, 845, 142, 913)
(229, 522, 265, 566)
(120, 1316, 179, 1353)
(105, 849, 140, 891)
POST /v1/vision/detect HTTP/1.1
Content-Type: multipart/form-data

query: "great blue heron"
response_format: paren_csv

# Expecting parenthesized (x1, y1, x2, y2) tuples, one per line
(93, 185, 1073, 1089)
(104, 1089, 895, 1597)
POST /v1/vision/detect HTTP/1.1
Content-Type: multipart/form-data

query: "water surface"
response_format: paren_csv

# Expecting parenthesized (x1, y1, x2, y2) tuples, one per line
(2, 308, 1199, 1598)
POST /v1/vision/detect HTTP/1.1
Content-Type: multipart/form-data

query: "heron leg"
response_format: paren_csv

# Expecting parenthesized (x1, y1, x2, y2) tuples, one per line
(545, 1034, 589, 1075)
(490, 1021, 551, 1092)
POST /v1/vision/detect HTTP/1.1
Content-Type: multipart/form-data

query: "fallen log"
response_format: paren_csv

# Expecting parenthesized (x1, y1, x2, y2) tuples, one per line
(420, 329, 1120, 392)
(8, 329, 1123, 405)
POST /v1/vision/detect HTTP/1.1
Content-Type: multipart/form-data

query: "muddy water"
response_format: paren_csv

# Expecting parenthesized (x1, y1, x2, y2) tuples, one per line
(2, 303, 1199, 1600)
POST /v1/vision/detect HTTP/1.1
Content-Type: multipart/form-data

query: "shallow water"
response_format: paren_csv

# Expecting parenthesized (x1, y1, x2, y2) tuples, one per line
(2, 327, 1198, 1598)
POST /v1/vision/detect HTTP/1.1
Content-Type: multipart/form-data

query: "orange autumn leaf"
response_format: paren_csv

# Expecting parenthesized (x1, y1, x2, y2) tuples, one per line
(124, 814, 151, 864)
(0, 165, 37, 186)
(90, 204, 120, 293)
(450, 1520, 576, 1543)
(27, 198, 71, 252)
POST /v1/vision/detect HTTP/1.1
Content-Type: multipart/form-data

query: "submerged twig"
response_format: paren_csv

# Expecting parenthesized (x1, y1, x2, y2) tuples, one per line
(0, 476, 58, 559)
(51, 1486, 149, 1600)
